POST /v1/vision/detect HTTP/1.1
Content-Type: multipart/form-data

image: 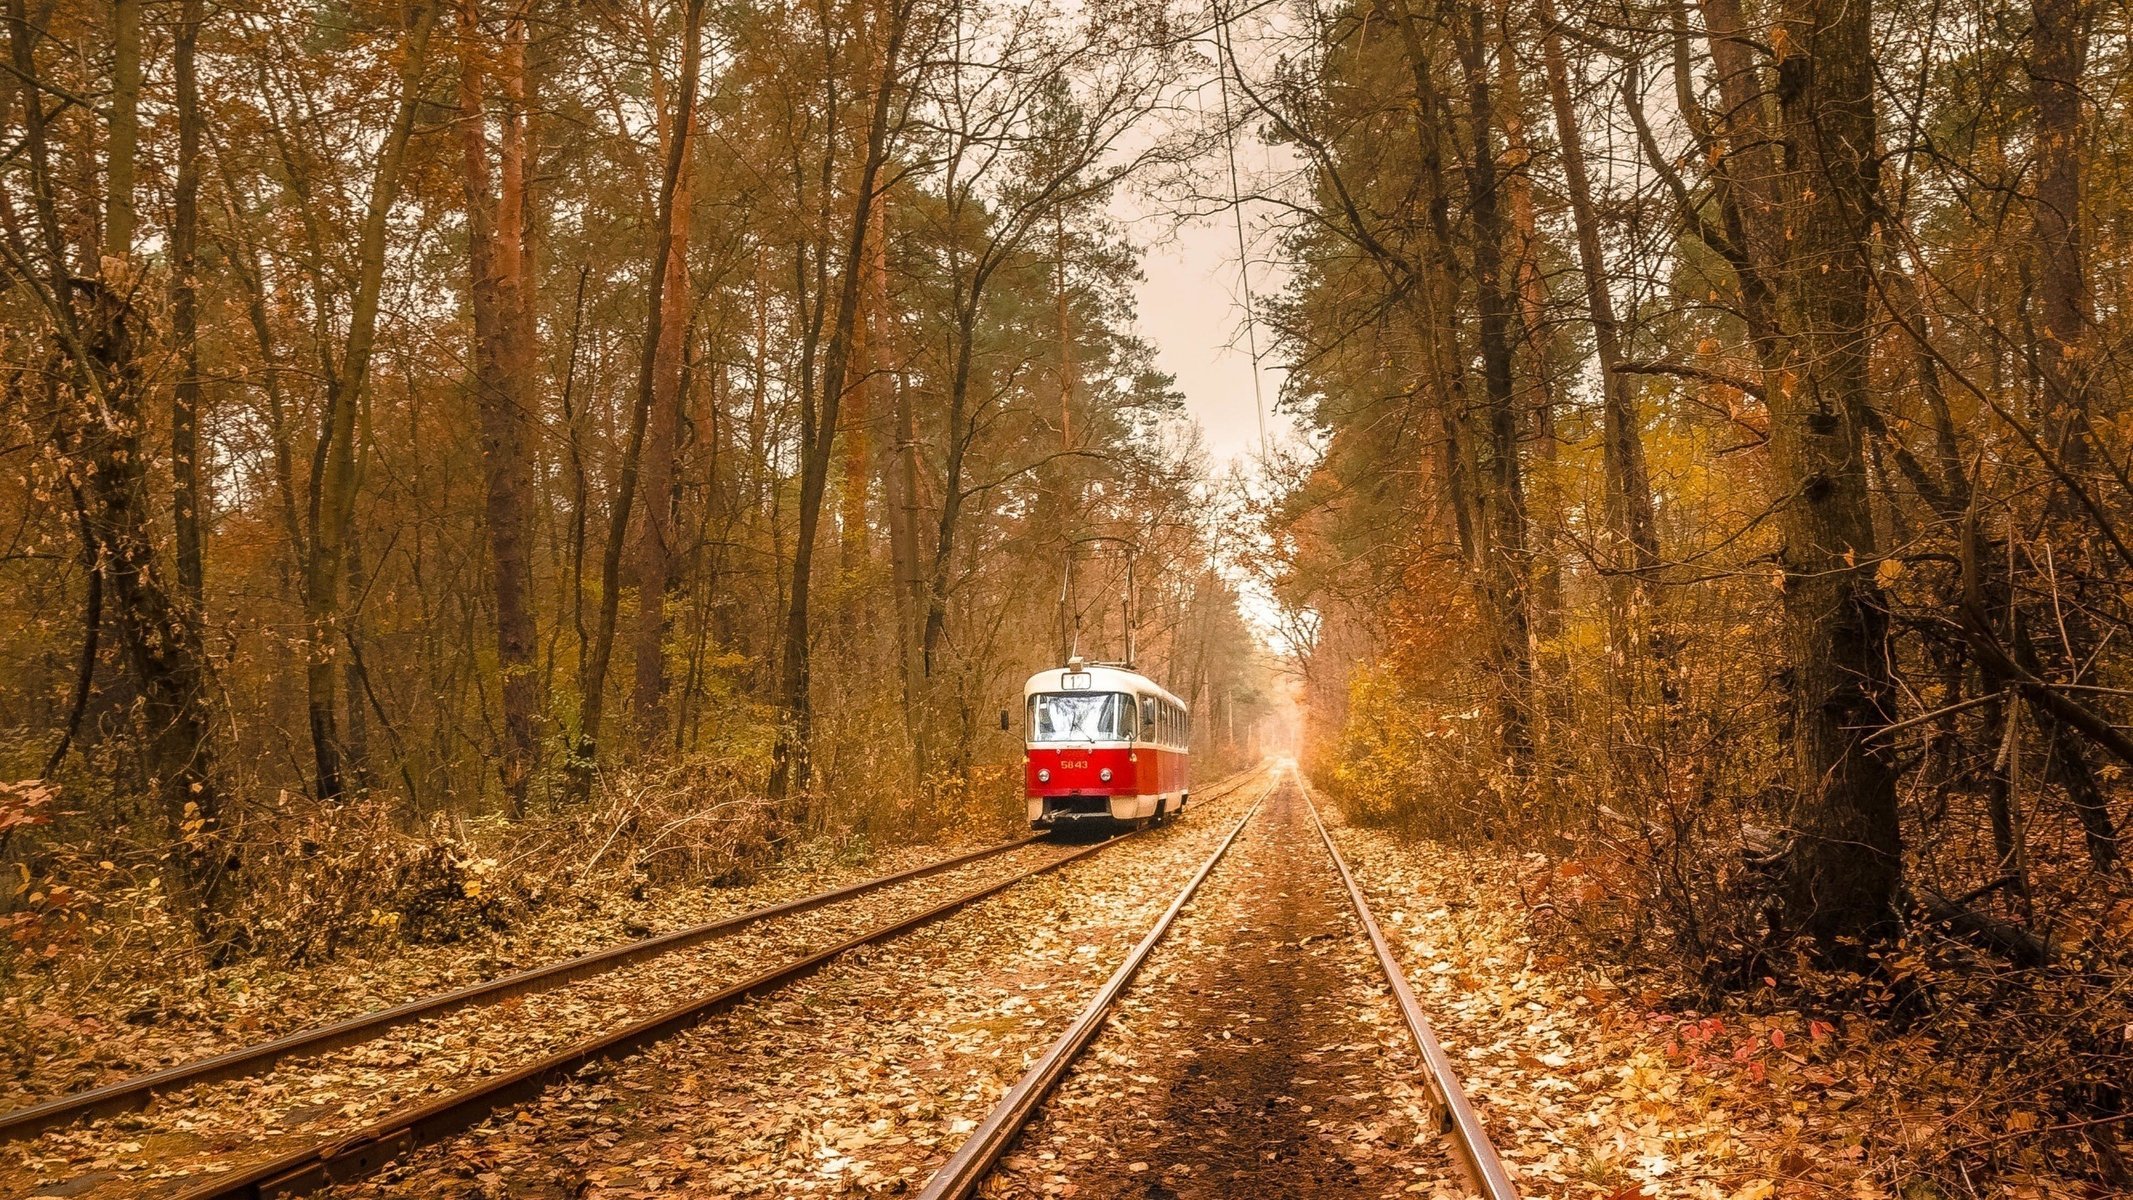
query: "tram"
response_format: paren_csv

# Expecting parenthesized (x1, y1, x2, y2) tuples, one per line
(1019, 656, 1189, 829)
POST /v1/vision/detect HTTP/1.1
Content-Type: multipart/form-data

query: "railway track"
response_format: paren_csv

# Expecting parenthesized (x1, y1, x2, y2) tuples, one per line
(3, 836, 1043, 1143)
(916, 764, 1519, 1200)
(7, 767, 1268, 1200)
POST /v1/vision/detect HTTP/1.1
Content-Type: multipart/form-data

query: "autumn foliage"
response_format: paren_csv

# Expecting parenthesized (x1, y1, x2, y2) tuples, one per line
(0, 0, 1275, 996)
(1253, 0, 2133, 1186)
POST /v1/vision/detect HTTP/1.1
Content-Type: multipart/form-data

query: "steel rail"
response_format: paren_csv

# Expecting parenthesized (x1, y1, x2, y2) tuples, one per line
(914, 776, 1273, 1200)
(1301, 777, 1522, 1200)
(0, 837, 1035, 1143)
(160, 766, 1269, 1200)
(5, 764, 1264, 1145)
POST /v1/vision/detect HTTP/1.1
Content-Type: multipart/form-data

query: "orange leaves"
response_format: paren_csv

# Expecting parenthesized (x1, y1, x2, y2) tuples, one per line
(0, 779, 57, 837)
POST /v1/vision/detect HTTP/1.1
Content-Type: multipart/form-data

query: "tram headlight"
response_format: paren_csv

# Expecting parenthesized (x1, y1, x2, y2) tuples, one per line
(1099, 768, 1113, 782)
(1037, 768, 1050, 783)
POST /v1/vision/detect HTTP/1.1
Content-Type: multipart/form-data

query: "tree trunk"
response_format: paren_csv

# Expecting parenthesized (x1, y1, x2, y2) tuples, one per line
(1448, 1, 1534, 769)
(1768, 0, 1903, 943)
(2023, 0, 2116, 872)
(574, 0, 706, 802)
(1536, 0, 1662, 730)
(2029, 0, 2088, 468)
(302, 0, 437, 803)
(1695, 0, 1787, 348)
(768, 0, 912, 808)
(630, 25, 695, 746)
(838, 203, 876, 575)
(103, 0, 138, 261)
(8, 0, 231, 938)
(874, 198, 927, 772)
(172, 0, 205, 610)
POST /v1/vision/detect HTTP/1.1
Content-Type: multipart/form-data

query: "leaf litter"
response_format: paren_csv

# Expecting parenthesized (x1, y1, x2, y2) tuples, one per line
(2, 838, 1091, 1199)
(296, 783, 1274, 1198)
(5, 838, 992, 1115)
(987, 778, 1465, 1199)
(1325, 825, 2108, 1200)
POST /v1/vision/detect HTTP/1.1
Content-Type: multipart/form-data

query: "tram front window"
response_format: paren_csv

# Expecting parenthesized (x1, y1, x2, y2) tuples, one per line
(1029, 692, 1134, 742)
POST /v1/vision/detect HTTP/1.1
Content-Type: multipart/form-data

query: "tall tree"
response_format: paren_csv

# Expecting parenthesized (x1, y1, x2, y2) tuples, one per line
(171, 0, 205, 609)
(1533, 0, 1661, 726)
(458, 0, 545, 811)
(575, 0, 707, 800)
(1766, 0, 1902, 941)
(302, 1, 439, 803)
(5, 0, 231, 937)
(768, 0, 913, 805)
(629, 3, 699, 745)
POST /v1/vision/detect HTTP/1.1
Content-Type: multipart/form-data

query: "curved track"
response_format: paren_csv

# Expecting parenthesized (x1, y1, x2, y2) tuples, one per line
(6, 767, 1267, 1200)
(1, 837, 1041, 1142)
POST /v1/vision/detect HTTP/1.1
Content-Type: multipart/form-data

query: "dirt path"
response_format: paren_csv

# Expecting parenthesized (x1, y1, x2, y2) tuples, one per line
(988, 774, 1464, 1199)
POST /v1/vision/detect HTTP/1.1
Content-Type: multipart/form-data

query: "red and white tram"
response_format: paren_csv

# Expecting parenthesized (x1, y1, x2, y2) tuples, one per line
(1021, 657, 1190, 829)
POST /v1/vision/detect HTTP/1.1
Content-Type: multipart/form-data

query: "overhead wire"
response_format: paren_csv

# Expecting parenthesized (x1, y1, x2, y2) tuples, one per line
(1210, 0, 1270, 463)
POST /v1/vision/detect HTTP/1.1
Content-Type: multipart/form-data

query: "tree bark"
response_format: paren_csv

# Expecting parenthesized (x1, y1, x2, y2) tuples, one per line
(457, 0, 544, 812)
(768, 0, 912, 807)
(1448, 1, 1534, 768)
(172, 0, 205, 610)
(303, 1, 437, 803)
(2029, 0, 2088, 467)
(1768, 0, 1903, 943)
(103, 0, 139, 262)
(629, 15, 695, 746)
(7, 0, 230, 939)
(574, 0, 706, 802)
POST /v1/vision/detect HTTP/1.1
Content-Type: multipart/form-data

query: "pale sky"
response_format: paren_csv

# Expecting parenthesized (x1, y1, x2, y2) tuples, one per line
(1111, 22, 1305, 471)
(1132, 212, 1297, 465)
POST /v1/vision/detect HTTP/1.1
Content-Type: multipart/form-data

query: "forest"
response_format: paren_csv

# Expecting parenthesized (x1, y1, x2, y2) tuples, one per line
(0, 0, 1270, 956)
(5, 0, 2133, 1190)
(1251, 0, 2133, 1183)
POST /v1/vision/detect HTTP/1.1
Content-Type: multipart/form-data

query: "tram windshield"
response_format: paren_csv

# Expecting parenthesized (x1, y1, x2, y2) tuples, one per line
(1029, 692, 1135, 742)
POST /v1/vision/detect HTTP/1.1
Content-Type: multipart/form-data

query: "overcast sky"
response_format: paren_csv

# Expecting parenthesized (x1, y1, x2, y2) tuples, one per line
(1112, 31, 1304, 471)
(1131, 213, 1295, 465)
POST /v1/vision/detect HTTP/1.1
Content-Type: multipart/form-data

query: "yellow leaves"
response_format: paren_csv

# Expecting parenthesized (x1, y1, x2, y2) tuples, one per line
(180, 799, 210, 843)
(1733, 1180, 1776, 1200)
(1874, 558, 1904, 587)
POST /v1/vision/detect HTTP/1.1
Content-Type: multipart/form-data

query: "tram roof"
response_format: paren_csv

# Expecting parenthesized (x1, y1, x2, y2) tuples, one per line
(1023, 663, 1185, 710)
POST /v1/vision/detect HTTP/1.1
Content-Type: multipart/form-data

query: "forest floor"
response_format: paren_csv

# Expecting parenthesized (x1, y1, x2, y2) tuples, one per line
(1, 832, 993, 1111)
(322, 780, 1270, 1199)
(6, 769, 2112, 1199)
(1332, 826, 2109, 1200)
